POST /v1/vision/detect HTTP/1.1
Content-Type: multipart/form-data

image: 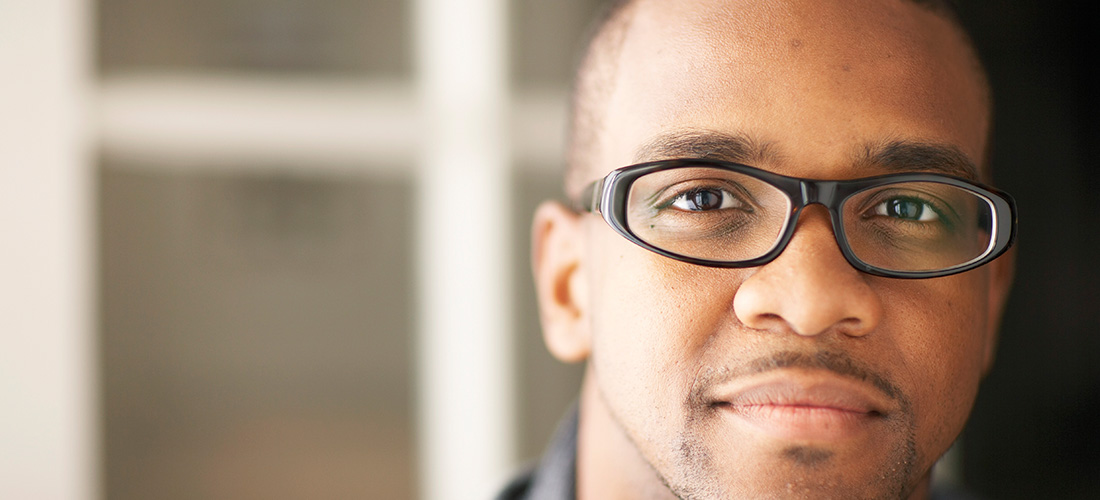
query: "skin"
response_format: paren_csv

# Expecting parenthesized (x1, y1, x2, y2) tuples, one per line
(532, 1, 1014, 499)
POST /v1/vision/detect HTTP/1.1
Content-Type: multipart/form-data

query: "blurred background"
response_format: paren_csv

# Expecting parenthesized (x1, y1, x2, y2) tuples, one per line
(1, 1, 1095, 499)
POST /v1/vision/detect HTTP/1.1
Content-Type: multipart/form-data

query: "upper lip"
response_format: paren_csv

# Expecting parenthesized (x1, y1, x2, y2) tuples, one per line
(711, 370, 893, 416)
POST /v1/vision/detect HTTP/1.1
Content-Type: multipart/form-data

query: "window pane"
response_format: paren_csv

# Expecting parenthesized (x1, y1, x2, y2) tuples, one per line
(98, 0, 409, 75)
(100, 162, 415, 499)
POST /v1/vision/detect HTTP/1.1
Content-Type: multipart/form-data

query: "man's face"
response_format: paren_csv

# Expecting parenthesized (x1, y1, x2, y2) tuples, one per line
(538, 0, 1013, 498)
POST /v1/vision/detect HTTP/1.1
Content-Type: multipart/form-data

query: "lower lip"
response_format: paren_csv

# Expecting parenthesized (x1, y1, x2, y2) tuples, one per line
(718, 403, 881, 442)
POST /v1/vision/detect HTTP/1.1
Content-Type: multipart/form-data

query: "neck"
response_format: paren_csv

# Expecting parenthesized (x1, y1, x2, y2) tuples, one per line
(575, 368, 678, 500)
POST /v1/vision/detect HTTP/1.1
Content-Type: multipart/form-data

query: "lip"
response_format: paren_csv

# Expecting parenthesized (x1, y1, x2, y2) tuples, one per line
(712, 371, 893, 442)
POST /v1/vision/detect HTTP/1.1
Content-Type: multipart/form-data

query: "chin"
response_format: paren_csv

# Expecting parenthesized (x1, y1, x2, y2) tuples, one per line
(657, 423, 924, 500)
(665, 463, 925, 500)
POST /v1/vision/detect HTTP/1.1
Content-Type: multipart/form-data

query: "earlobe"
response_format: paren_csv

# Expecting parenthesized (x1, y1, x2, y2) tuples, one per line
(981, 247, 1016, 375)
(532, 200, 591, 363)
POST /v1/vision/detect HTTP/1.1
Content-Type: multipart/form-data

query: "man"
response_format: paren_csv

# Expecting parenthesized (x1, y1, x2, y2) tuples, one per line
(505, 0, 1016, 498)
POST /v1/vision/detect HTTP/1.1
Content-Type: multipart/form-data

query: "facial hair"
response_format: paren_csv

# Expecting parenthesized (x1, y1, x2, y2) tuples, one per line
(604, 350, 921, 500)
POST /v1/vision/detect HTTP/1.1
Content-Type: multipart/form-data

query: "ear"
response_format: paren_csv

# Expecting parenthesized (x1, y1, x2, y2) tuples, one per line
(981, 247, 1016, 375)
(531, 200, 591, 363)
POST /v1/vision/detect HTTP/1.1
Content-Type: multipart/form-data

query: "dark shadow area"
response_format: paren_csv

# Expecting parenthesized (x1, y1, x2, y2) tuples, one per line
(955, 2, 1099, 498)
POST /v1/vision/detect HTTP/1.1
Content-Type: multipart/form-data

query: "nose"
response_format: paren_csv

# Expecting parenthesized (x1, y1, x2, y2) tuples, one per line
(733, 207, 883, 337)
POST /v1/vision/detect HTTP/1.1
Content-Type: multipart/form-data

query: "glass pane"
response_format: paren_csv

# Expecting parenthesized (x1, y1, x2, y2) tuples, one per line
(512, 0, 606, 85)
(98, 0, 409, 75)
(842, 181, 995, 272)
(625, 167, 791, 262)
(100, 162, 415, 499)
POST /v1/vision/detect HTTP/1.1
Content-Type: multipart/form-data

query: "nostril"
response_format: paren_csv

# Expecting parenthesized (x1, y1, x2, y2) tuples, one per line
(740, 312, 785, 330)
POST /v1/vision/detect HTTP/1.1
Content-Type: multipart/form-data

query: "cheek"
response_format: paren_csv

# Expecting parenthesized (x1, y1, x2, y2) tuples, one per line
(586, 228, 739, 415)
(879, 274, 991, 458)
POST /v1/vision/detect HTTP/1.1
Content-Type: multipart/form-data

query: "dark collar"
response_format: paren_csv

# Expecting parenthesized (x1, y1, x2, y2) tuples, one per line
(496, 405, 577, 500)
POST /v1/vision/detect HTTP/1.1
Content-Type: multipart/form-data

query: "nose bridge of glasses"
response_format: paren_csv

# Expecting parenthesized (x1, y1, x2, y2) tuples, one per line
(791, 179, 843, 231)
(784, 179, 848, 258)
(798, 179, 840, 207)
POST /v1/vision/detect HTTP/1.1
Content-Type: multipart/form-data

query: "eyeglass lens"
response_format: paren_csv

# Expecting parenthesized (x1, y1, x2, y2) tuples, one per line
(624, 167, 997, 273)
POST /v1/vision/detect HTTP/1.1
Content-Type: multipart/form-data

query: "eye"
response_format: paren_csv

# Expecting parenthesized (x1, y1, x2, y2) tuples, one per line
(669, 188, 745, 211)
(872, 197, 939, 222)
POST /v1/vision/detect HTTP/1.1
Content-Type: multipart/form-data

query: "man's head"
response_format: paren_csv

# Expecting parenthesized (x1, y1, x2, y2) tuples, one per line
(532, 0, 1015, 498)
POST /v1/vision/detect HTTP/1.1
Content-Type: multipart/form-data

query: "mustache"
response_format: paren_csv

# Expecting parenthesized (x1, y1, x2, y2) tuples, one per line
(688, 350, 909, 409)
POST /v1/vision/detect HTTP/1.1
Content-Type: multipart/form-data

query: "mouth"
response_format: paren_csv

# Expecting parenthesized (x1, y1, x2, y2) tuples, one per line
(711, 371, 892, 442)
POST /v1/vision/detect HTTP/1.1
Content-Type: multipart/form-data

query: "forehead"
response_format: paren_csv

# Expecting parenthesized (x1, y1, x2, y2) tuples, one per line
(597, 0, 989, 180)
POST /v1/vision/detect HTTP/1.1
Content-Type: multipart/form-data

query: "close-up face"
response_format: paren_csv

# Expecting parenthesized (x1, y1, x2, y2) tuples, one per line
(536, 0, 1015, 498)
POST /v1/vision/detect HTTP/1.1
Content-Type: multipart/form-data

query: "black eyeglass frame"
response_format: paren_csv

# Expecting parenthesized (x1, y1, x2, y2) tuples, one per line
(578, 158, 1018, 279)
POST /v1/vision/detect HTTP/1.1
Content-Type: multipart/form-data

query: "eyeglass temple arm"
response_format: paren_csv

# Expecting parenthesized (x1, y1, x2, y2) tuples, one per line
(576, 179, 603, 213)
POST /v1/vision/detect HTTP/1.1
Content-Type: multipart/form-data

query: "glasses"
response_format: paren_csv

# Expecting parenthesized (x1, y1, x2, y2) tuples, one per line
(578, 159, 1017, 279)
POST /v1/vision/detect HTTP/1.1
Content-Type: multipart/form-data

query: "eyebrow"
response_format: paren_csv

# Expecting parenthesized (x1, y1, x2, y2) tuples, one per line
(858, 140, 980, 181)
(633, 130, 778, 165)
(633, 130, 980, 181)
